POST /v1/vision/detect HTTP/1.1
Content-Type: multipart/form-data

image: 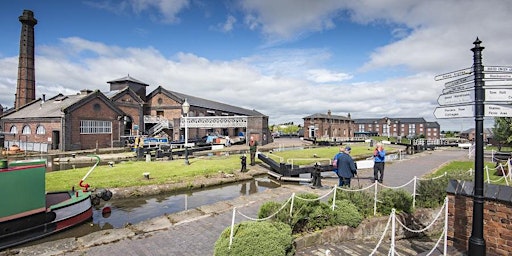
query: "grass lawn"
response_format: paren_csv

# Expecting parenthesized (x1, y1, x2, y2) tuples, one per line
(429, 160, 510, 186)
(46, 155, 240, 191)
(45, 143, 392, 191)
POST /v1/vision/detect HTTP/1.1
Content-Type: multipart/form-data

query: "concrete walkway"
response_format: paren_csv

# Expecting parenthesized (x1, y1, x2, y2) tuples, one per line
(2, 147, 469, 256)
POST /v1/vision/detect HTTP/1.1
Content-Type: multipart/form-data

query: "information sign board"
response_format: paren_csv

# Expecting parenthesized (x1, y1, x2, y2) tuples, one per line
(485, 88, 512, 102)
(485, 104, 512, 117)
(435, 67, 473, 81)
(434, 105, 474, 118)
(437, 90, 474, 105)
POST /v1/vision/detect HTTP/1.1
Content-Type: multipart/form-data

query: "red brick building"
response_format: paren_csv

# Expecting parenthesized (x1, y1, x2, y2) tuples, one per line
(0, 76, 270, 152)
(354, 117, 441, 140)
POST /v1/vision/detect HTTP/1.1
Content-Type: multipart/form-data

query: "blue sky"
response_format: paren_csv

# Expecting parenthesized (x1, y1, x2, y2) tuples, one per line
(1, 0, 511, 131)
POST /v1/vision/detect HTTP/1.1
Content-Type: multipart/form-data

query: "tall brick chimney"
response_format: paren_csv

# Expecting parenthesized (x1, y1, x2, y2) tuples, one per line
(15, 10, 37, 110)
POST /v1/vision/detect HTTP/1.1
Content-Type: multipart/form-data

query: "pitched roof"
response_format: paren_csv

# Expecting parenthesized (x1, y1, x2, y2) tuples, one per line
(2, 90, 123, 119)
(148, 86, 266, 117)
(303, 113, 351, 121)
(107, 75, 149, 86)
(2, 93, 89, 118)
(104, 86, 145, 104)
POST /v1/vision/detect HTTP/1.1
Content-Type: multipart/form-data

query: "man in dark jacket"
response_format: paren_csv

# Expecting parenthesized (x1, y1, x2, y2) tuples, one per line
(336, 146, 357, 187)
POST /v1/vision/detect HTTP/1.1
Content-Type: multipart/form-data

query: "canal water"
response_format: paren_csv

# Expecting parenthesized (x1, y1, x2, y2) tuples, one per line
(22, 176, 281, 246)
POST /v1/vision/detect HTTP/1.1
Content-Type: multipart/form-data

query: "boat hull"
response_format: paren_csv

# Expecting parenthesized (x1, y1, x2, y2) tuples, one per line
(0, 191, 92, 251)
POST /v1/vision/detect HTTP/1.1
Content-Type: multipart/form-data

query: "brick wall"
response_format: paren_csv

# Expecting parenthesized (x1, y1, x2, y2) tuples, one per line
(1, 119, 61, 149)
(447, 180, 512, 255)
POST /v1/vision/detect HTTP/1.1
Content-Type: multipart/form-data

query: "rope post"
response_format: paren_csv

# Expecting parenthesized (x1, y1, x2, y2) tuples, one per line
(332, 185, 337, 211)
(374, 181, 378, 216)
(229, 207, 236, 249)
(444, 197, 449, 255)
(391, 209, 396, 256)
(485, 166, 490, 184)
(412, 176, 417, 209)
(290, 193, 295, 217)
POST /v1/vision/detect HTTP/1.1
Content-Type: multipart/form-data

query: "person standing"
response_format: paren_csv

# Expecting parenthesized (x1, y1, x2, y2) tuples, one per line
(249, 136, 258, 166)
(336, 146, 357, 187)
(332, 147, 344, 174)
(373, 142, 386, 183)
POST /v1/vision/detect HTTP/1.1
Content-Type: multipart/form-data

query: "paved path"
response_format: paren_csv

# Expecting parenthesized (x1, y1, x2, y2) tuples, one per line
(4, 147, 469, 256)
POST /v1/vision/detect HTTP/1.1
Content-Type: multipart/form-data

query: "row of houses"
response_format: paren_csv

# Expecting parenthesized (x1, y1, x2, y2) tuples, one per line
(302, 111, 442, 141)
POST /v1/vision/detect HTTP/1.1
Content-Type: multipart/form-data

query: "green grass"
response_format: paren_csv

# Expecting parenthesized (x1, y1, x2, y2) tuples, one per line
(429, 160, 510, 185)
(45, 143, 389, 191)
(46, 155, 240, 191)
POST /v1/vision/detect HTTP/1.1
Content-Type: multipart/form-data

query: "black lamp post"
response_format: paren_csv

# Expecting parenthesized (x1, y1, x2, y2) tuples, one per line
(182, 98, 190, 165)
(468, 37, 486, 256)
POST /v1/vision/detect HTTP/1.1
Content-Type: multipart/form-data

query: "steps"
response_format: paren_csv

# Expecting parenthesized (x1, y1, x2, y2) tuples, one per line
(295, 237, 465, 255)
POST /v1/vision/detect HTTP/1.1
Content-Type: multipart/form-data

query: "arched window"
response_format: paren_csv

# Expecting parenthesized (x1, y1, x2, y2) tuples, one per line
(36, 125, 46, 134)
(10, 126, 17, 134)
(22, 125, 31, 134)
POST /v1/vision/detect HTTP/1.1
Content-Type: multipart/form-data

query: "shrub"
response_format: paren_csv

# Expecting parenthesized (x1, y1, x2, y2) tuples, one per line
(332, 189, 374, 218)
(258, 201, 289, 221)
(416, 170, 473, 208)
(214, 221, 294, 256)
(331, 199, 364, 228)
(257, 193, 364, 234)
(377, 188, 413, 215)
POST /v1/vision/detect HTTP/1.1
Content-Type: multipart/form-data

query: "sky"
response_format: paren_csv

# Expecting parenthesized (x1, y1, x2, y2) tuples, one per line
(1, 0, 511, 132)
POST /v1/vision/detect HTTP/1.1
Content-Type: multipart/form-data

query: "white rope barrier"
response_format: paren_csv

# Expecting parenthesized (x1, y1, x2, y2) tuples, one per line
(332, 185, 337, 211)
(412, 177, 417, 209)
(395, 198, 447, 233)
(370, 213, 393, 256)
(295, 186, 336, 201)
(374, 180, 378, 216)
(229, 207, 236, 249)
(228, 180, 455, 254)
(236, 195, 293, 221)
(391, 209, 396, 256)
(336, 182, 376, 192)
(417, 172, 447, 181)
(379, 178, 415, 189)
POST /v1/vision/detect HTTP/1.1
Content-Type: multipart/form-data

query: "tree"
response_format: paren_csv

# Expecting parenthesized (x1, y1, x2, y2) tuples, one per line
(492, 117, 512, 151)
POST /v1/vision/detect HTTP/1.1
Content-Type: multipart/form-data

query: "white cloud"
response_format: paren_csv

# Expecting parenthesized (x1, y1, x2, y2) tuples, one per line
(307, 69, 352, 83)
(239, 0, 345, 42)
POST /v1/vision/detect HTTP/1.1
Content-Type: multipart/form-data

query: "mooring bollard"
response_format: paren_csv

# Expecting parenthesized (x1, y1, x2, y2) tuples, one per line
(311, 164, 323, 188)
(240, 155, 247, 172)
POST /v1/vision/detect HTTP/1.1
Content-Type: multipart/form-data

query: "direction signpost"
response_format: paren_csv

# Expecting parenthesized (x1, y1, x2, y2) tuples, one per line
(485, 88, 512, 102)
(433, 105, 474, 118)
(437, 90, 474, 105)
(484, 79, 512, 86)
(484, 66, 512, 73)
(485, 104, 512, 117)
(434, 67, 473, 81)
(484, 73, 512, 79)
(434, 39, 512, 255)
(442, 83, 474, 94)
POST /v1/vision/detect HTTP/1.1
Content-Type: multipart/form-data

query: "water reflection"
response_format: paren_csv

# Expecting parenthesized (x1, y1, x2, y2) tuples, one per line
(20, 176, 280, 247)
(93, 177, 279, 228)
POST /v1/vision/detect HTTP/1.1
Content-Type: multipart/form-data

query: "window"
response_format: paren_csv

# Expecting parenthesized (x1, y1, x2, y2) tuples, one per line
(80, 120, 112, 134)
(22, 125, 31, 134)
(36, 125, 46, 134)
(10, 126, 17, 134)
